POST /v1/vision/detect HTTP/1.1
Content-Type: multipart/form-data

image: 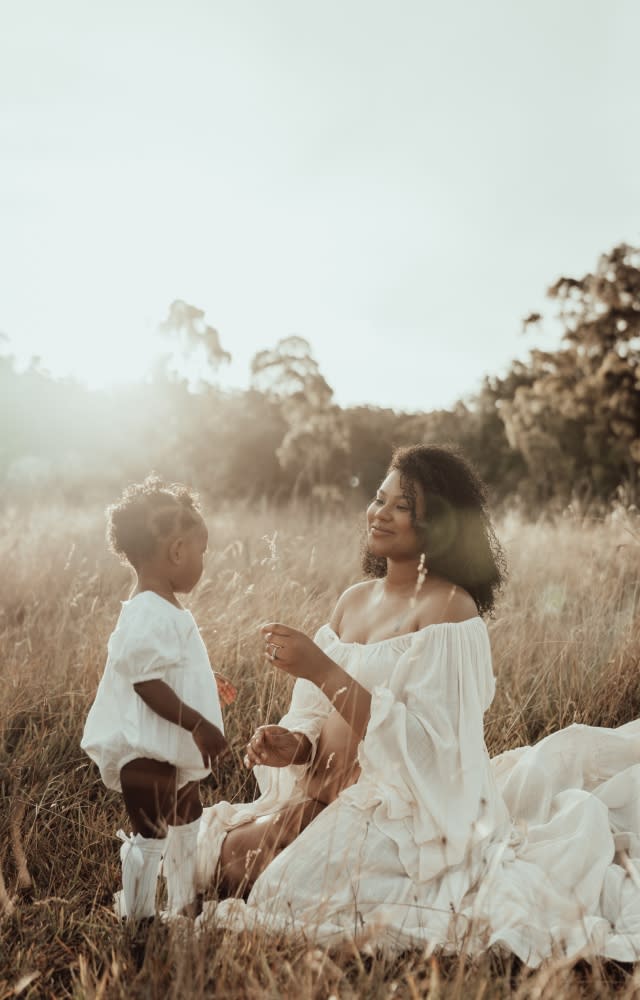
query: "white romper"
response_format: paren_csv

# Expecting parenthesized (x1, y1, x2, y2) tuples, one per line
(82, 591, 223, 791)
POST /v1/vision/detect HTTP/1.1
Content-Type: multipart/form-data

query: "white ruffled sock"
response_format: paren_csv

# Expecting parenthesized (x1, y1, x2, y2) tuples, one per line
(115, 830, 167, 921)
(163, 816, 202, 915)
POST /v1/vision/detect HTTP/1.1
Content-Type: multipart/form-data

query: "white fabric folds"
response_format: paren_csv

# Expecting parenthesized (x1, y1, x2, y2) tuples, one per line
(196, 618, 640, 966)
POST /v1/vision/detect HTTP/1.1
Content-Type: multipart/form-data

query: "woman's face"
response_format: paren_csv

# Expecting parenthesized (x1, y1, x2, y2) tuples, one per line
(366, 468, 425, 562)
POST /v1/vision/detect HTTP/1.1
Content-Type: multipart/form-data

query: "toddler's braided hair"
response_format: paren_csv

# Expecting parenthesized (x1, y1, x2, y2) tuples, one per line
(107, 475, 202, 568)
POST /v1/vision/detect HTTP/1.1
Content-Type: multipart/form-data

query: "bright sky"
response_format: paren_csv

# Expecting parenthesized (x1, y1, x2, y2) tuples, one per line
(2, 0, 640, 411)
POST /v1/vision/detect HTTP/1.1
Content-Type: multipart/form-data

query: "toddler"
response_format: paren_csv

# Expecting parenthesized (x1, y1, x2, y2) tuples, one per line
(81, 476, 228, 920)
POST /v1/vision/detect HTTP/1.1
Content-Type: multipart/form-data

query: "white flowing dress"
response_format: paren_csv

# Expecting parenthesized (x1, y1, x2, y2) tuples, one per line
(196, 618, 640, 966)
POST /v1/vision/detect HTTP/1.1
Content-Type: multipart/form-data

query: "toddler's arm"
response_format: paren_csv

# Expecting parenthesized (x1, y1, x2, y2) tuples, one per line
(134, 679, 227, 767)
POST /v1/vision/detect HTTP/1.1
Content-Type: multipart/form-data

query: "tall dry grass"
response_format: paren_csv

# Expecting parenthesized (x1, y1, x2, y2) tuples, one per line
(1, 500, 639, 998)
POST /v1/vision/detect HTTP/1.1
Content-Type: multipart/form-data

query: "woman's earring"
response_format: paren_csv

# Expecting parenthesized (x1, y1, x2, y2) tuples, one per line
(411, 553, 428, 607)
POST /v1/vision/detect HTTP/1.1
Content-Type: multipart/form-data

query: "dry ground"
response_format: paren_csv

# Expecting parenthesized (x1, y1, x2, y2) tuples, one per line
(1, 500, 640, 998)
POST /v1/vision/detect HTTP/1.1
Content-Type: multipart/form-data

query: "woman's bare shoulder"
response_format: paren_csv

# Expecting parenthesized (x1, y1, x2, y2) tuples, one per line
(416, 580, 478, 628)
(329, 580, 376, 631)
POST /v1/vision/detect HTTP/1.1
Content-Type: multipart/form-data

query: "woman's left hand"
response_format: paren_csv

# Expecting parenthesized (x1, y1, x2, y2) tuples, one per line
(261, 623, 331, 686)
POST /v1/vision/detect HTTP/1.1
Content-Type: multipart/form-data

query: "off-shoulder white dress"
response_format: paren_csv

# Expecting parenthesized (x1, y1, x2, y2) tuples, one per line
(196, 618, 640, 966)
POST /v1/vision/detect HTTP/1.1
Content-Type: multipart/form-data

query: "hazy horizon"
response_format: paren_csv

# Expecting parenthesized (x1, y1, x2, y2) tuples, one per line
(2, 0, 640, 410)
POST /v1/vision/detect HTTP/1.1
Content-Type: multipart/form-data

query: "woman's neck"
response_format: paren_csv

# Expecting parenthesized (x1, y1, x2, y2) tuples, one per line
(383, 557, 423, 594)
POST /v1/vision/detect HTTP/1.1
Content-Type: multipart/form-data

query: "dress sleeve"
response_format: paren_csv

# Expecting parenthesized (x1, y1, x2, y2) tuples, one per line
(253, 677, 332, 799)
(278, 678, 332, 759)
(253, 626, 335, 801)
(353, 618, 497, 882)
(108, 605, 183, 683)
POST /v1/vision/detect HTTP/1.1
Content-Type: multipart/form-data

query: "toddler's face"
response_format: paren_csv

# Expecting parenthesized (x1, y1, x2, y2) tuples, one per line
(174, 519, 208, 593)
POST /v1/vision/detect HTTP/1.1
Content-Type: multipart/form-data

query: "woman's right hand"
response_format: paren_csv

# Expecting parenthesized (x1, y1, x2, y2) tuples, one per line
(244, 726, 311, 769)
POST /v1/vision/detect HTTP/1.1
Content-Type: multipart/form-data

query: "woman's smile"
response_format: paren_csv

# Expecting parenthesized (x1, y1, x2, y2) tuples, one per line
(365, 469, 424, 561)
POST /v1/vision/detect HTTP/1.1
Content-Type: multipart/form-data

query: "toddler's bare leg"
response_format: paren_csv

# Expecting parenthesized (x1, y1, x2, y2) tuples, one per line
(120, 758, 179, 837)
(216, 797, 326, 898)
(119, 762, 205, 918)
(120, 760, 204, 832)
(117, 759, 179, 919)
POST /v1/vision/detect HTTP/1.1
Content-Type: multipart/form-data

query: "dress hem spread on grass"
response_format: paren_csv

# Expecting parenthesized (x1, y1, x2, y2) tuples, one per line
(196, 619, 640, 967)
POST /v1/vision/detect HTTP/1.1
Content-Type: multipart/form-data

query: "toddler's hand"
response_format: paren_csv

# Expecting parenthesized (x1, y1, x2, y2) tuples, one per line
(215, 672, 237, 706)
(192, 718, 228, 768)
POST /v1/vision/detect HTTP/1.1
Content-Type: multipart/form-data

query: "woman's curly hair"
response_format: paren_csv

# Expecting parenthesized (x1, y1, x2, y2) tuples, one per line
(106, 475, 202, 568)
(363, 444, 506, 615)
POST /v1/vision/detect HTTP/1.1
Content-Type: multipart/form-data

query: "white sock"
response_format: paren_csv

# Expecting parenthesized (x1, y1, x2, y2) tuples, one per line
(163, 816, 202, 915)
(115, 830, 167, 921)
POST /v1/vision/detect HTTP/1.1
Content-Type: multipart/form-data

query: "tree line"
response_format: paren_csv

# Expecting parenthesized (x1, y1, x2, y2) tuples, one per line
(1, 244, 639, 510)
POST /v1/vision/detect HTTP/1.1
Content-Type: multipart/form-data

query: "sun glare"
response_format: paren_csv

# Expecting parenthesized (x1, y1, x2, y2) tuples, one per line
(11, 328, 161, 390)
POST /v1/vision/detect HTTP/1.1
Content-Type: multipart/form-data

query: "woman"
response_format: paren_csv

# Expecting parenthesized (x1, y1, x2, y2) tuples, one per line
(196, 445, 640, 966)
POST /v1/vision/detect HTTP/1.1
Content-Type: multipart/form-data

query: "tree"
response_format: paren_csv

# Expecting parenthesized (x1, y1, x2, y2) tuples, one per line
(250, 337, 350, 499)
(158, 300, 231, 386)
(251, 336, 332, 411)
(498, 244, 640, 503)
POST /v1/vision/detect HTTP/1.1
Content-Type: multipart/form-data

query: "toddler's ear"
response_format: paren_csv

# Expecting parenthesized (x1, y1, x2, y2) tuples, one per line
(168, 537, 183, 564)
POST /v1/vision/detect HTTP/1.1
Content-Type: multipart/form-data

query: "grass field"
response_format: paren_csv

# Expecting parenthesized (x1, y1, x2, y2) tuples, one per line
(1, 500, 640, 999)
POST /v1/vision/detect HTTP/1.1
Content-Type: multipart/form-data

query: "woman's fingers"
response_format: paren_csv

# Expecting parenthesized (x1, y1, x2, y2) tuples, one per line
(244, 732, 297, 769)
(261, 623, 292, 639)
(246, 732, 267, 766)
(261, 624, 298, 670)
(244, 749, 260, 769)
